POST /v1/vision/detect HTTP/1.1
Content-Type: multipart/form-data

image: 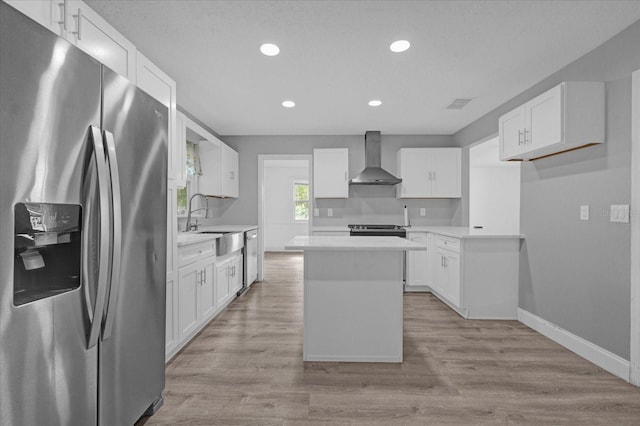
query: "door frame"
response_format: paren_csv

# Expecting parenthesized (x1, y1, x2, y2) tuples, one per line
(631, 68, 640, 386)
(257, 154, 313, 280)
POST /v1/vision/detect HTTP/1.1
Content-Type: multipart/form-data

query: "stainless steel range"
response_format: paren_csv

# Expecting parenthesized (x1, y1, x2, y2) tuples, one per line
(348, 224, 407, 238)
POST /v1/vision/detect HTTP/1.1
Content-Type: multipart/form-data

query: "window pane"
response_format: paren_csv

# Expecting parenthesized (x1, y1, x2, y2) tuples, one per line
(294, 183, 308, 201)
(177, 186, 187, 212)
(295, 201, 309, 221)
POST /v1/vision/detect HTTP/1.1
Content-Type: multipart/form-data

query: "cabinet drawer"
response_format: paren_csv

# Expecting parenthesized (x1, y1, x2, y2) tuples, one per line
(436, 235, 460, 253)
(178, 240, 216, 268)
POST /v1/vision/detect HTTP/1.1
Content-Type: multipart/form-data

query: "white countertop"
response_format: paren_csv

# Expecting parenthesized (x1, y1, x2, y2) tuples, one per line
(197, 225, 258, 233)
(176, 232, 223, 247)
(285, 236, 426, 251)
(405, 226, 522, 239)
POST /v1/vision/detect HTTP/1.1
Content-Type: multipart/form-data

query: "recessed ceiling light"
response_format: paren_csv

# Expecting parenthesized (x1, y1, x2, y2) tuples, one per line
(389, 40, 410, 53)
(282, 100, 295, 108)
(260, 43, 280, 56)
(368, 100, 382, 107)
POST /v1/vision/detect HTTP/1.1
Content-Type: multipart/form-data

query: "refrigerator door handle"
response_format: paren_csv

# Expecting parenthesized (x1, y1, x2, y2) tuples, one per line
(101, 130, 122, 341)
(86, 126, 112, 349)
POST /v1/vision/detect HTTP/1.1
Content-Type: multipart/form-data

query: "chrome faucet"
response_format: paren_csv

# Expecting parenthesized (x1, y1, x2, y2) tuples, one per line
(185, 193, 209, 232)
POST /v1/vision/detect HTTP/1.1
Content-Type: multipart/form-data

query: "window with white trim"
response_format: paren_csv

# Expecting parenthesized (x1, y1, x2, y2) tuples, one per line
(294, 181, 309, 222)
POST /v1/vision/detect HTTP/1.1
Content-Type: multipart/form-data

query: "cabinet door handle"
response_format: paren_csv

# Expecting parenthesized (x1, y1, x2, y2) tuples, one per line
(524, 128, 529, 144)
(518, 129, 523, 145)
(58, 1, 67, 30)
(72, 8, 82, 40)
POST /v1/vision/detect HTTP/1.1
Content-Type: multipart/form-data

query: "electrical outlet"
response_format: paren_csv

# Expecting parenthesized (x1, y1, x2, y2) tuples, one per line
(327, 208, 333, 217)
(420, 208, 426, 217)
(610, 204, 630, 223)
(314, 208, 319, 217)
(580, 205, 589, 221)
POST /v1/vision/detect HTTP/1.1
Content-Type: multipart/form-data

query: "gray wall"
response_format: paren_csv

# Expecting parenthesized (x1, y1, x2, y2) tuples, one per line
(206, 134, 458, 227)
(453, 21, 640, 360)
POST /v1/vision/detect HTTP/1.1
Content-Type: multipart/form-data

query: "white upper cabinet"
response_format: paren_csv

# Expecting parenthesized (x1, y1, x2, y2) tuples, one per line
(4, 0, 62, 34)
(396, 148, 461, 198)
(5, 0, 137, 81)
(221, 143, 239, 198)
(498, 106, 526, 160)
(66, 0, 137, 81)
(499, 81, 604, 161)
(192, 121, 239, 199)
(313, 148, 349, 198)
(136, 52, 177, 180)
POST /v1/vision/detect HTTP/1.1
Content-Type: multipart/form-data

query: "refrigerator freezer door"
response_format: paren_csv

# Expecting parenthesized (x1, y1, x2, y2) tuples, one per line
(98, 67, 168, 425)
(0, 3, 102, 425)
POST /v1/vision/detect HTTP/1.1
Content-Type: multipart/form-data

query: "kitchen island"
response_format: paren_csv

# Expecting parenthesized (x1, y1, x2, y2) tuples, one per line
(285, 236, 425, 363)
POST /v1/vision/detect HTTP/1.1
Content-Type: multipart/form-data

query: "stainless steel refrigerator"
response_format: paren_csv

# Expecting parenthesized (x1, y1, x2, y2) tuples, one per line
(0, 3, 167, 425)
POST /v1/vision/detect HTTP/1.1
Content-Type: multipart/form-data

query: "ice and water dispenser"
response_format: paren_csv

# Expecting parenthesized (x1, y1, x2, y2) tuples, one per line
(14, 202, 82, 306)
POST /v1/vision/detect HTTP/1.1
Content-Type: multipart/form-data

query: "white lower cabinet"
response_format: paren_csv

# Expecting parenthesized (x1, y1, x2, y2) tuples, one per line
(177, 261, 201, 340)
(405, 232, 428, 291)
(215, 252, 243, 309)
(177, 255, 215, 342)
(434, 245, 461, 306)
(426, 233, 520, 320)
(166, 241, 242, 361)
(199, 262, 216, 320)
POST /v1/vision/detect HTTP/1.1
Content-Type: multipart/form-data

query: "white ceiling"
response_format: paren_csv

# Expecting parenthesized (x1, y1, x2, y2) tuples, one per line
(84, 1, 640, 136)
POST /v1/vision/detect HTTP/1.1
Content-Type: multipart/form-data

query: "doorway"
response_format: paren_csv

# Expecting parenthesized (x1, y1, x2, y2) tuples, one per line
(258, 155, 312, 280)
(469, 136, 521, 234)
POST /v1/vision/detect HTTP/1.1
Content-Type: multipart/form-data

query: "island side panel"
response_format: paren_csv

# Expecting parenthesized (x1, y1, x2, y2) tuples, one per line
(303, 250, 404, 362)
(462, 238, 521, 319)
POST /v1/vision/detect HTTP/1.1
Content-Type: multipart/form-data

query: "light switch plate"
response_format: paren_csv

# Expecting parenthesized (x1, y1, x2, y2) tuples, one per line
(314, 208, 319, 217)
(580, 205, 589, 220)
(610, 204, 630, 223)
(327, 208, 333, 217)
(420, 208, 426, 216)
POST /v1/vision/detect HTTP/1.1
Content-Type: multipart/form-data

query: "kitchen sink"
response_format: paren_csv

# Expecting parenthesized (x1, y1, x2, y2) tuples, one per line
(212, 232, 244, 256)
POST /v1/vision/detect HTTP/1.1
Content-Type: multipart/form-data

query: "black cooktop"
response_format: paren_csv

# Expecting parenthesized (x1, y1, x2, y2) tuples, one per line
(348, 224, 404, 230)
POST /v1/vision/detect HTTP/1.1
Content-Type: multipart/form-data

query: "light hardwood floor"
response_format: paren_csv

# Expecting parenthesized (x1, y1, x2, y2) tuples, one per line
(139, 252, 640, 425)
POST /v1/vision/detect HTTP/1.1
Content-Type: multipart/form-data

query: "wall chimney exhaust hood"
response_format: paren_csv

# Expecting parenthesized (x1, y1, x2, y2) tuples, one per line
(349, 131, 402, 185)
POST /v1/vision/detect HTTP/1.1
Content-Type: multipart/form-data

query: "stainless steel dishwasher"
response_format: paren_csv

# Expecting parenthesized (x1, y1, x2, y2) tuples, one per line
(244, 229, 258, 288)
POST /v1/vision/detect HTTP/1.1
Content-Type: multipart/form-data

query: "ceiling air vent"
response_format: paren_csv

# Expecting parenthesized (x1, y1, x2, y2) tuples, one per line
(446, 98, 473, 110)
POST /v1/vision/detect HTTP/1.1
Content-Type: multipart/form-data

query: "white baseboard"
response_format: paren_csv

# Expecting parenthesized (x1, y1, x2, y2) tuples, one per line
(303, 354, 402, 363)
(518, 308, 630, 382)
(404, 286, 431, 293)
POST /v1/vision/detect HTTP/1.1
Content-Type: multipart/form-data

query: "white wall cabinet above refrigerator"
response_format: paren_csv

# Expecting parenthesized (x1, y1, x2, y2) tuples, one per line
(313, 148, 349, 198)
(499, 81, 604, 161)
(396, 148, 461, 198)
(4, 0, 137, 82)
